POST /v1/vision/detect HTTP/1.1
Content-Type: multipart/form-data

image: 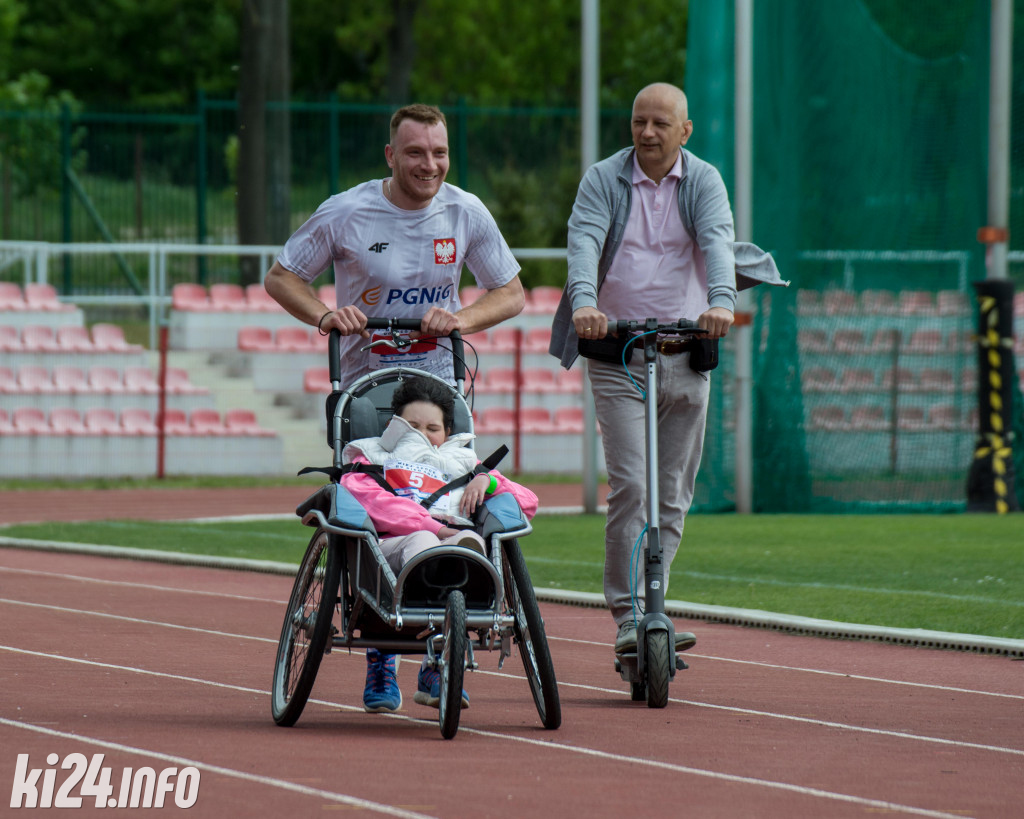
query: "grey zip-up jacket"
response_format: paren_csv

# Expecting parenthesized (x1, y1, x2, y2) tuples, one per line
(549, 147, 788, 368)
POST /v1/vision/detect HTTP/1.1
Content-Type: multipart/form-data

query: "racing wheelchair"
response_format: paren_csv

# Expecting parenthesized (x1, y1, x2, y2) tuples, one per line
(271, 319, 561, 738)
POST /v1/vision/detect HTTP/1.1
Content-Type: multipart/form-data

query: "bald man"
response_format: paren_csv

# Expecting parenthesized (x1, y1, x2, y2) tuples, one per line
(549, 82, 783, 659)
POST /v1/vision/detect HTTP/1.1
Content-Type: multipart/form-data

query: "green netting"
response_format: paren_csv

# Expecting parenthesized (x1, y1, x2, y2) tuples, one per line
(688, 0, 1023, 513)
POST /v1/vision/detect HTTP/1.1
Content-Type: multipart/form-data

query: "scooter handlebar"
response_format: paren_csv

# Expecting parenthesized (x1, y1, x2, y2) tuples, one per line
(328, 319, 465, 384)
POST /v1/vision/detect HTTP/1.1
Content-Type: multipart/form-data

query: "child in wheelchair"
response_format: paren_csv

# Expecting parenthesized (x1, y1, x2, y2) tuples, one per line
(338, 375, 538, 713)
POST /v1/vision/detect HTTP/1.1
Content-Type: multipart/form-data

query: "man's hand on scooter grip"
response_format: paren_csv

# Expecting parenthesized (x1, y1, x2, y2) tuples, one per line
(697, 307, 734, 339)
(573, 307, 608, 340)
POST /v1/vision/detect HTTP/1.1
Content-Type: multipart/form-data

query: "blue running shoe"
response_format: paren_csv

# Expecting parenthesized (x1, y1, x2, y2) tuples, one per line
(363, 649, 401, 713)
(414, 658, 468, 709)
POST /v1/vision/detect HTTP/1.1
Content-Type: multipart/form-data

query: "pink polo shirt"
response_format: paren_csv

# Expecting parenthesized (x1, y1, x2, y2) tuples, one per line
(596, 152, 707, 323)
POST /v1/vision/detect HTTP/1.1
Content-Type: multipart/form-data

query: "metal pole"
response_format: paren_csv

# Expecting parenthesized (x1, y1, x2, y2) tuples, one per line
(984, 0, 1012, 280)
(581, 0, 600, 513)
(733, 0, 754, 513)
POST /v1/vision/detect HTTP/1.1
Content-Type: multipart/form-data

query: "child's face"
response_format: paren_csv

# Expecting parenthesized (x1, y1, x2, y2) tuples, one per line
(400, 400, 448, 447)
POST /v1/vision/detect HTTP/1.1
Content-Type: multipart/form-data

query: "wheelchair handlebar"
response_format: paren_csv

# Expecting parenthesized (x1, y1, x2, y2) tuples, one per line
(609, 318, 707, 336)
(328, 320, 465, 384)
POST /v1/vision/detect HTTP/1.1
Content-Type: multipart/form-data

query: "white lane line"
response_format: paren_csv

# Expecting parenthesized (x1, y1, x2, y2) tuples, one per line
(0, 565, 288, 605)
(0, 646, 977, 819)
(550, 636, 1024, 701)
(0, 716, 435, 819)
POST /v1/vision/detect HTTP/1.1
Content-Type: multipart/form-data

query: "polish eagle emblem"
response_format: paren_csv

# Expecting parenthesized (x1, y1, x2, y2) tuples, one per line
(434, 238, 456, 265)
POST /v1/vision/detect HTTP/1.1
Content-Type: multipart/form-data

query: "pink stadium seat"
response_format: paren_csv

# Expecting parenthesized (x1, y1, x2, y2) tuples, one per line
(84, 407, 121, 435)
(474, 406, 516, 435)
(918, 368, 955, 393)
(189, 408, 228, 436)
(88, 366, 126, 394)
(24, 283, 73, 312)
(208, 283, 247, 312)
(553, 406, 585, 433)
(171, 283, 210, 312)
(0, 325, 22, 351)
(928, 404, 960, 431)
(459, 286, 485, 306)
(523, 286, 562, 315)
(303, 367, 331, 393)
(56, 325, 95, 352)
(53, 365, 90, 394)
(121, 408, 160, 436)
(49, 408, 87, 435)
(801, 366, 838, 392)
(839, 368, 876, 392)
(522, 326, 552, 354)
(520, 367, 560, 393)
(166, 367, 208, 395)
(832, 329, 865, 353)
(13, 407, 48, 434)
(867, 328, 898, 353)
(479, 367, 517, 393)
(479, 326, 521, 354)
(849, 406, 888, 431)
(860, 290, 898, 314)
(156, 408, 190, 435)
(904, 329, 943, 354)
(0, 282, 27, 310)
(17, 365, 56, 394)
(0, 366, 17, 393)
(245, 283, 282, 312)
(225, 408, 276, 437)
(936, 290, 969, 316)
(822, 290, 857, 315)
(21, 325, 61, 352)
(557, 368, 583, 392)
(318, 284, 337, 310)
(809, 405, 848, 431)
(238, 326, 275, 352)
(92, 323, 141, 351)
(881, 367, 917, 391)
(519, 406, 555, 433)
(796, 289, 821, 315)
(0, 408, 14, 433)
(276, 326, 314, 351)
(897, 406, 927, 430)
(123, 367, 160, 394)
(898, 291, 935, 316)
(797, 329, 829, 353)
(945, 329, 974, 354)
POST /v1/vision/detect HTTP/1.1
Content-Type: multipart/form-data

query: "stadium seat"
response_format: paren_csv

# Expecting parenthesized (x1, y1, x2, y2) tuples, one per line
(557, 367, 583, 392)
(13, 407, 49, 434)
(809, 405, 848, 431)
(238, 326, 275, 352)
(84, 407, 121, 435)
(120, 408, 160, 436)
(245, 283, 282, 312)
(92, 323, 141, 351)
(898, 291, 935, 316)
(473, 326, 520, 354)
(156, 408, 190, 435)
(797, 329, 829, 353)
(860, 290, 898, 314)
(553, 406, 585, 433)
(123, 367, 160, 394)
(896, 406, 927, 430)
(87, 366, 126, 394)
(822, 290, 857, 315)
(56, 325, 95, 352)
(21, 325, 61, 352)
(225, 408, 276, 437)
(866, 328, 898, 353)
(0, 325, 22, 351)
(24, 283, 73, 312)
(303, 367, 331, 393)
(0, 366, 17, 393)
(802, 366, 838, 391)
(522, 326, 552, 353)
(519, 406, 555, 433)
(936, 290, 969, 316)
(849, 405, 888, 431)
(474, 406, 516, 434)
(945, 329, 974, 354)
(0, 282, 27, 311)
(53, 365, 90, 394)
(928, 404, 960, 431)
(209, 283, 248, 312)
(796, 289, 821, 315)
(275, 326, 314, 351)
(17, 365, 56, 394)
(832, 329, 865, 353)
(459, 286, 485, 306)
(0, 408, 15, 433)
(839, 368, 876, 392)
(171, 283, 210, 311)
(189, 408, 228, 435)
(881, 367, 916, 391)
(479, 367, 517, 393)
(49, 407, 87, 435)
(166, 367, 208, 395)
(520, 367, 560, 393)
(904, 329, 943, 354)
(523, 286, 562, 315)
(918, 368, 955, 392)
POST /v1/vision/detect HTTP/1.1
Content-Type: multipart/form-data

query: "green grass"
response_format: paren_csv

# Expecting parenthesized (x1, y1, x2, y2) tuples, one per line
(3, 514, 1022, 641)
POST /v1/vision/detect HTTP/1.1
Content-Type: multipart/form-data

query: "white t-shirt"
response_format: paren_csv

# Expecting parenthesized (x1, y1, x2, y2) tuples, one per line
(278, 180, 520, 385)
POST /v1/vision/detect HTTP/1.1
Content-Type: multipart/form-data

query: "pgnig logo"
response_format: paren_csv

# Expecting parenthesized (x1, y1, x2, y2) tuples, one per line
(11, 753, 200, 809)
(363, 284, 454, 307)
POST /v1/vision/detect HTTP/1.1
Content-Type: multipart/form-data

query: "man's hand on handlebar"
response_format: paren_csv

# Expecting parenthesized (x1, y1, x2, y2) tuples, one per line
(414, 305, 462, 339)
(697, 306, 734, 339)
(572, 306, 608, 340)
(321, 305, 370, 338)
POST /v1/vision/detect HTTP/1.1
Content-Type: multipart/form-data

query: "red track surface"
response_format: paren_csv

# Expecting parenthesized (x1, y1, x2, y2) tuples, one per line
(1, 487, 1022, 817)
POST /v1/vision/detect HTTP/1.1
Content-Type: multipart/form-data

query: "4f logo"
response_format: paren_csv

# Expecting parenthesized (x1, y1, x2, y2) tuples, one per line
(368, 242, 389, 253)
(434, 238, 456, 265)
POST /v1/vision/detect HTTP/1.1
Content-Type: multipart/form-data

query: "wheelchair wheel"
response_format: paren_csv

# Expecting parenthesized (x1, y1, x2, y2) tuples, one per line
(271, 528, 342, 726)
(645, 630, 671, 709)
(439, 590, 467, 740)
(502, 540, 561, 730)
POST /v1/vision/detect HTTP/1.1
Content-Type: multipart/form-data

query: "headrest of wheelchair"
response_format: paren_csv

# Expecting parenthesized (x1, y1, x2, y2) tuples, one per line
(342, 388, 473, 443)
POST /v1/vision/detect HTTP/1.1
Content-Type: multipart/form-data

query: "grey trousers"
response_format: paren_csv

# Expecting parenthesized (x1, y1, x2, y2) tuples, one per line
(587, 352, 710, 626)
